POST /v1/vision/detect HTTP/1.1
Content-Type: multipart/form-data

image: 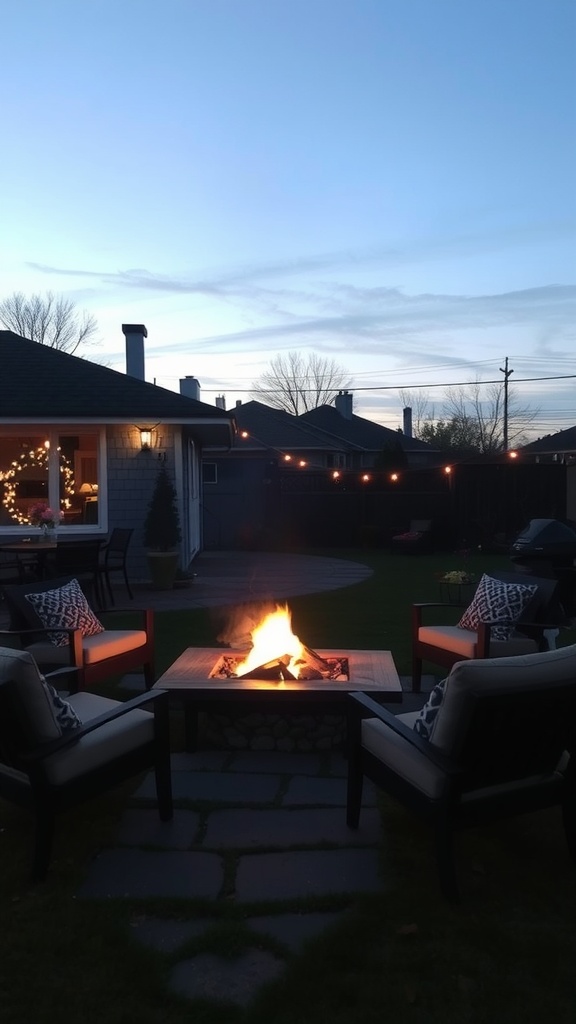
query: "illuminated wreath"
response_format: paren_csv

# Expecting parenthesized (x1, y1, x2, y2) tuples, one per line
(0, 443, 75, 525)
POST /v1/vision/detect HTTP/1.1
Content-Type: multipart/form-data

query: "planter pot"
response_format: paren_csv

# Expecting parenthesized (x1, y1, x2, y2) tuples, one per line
(146, 551, 179, 590)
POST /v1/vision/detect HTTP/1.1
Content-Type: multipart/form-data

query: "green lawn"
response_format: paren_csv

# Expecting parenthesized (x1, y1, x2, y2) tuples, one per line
(1, 550, 575, 1024)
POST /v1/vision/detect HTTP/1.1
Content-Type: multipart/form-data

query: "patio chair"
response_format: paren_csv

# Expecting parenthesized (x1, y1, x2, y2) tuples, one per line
(0, 645, 172, 880)
(347, 645, 576, 902)
(390, 519, 432, 554)
(0, 575, 156, 690)
(411, 570, 561, 692)
(97, 528, 134, 606)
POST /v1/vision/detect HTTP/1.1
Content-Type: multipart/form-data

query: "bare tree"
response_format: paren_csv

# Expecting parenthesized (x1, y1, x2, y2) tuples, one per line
(251, 351, 352, 415)
(0, 291, 98, 354)
(400, 380, 537, 453)
(443, 381, 537, 453)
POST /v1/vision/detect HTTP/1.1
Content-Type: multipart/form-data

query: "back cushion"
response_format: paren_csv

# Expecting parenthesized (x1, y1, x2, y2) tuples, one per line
(0, 646, 62, 744)
(431, 644, 576, 758)
(24, 578, 104, 647)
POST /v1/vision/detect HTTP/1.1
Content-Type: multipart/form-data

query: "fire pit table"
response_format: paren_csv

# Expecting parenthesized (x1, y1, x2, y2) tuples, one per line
(154, 647, 402, 751)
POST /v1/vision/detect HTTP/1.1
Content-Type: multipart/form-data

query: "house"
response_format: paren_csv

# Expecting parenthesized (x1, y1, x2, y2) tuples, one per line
(300, 392, 438, 468)
(519, 427, 576, 464)
(0, 326, 234, 579)
(200, 394, 440, 549)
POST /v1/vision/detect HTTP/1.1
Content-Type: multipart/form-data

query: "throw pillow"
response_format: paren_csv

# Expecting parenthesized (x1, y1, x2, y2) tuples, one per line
(413, 678, 447, 741)
(40, 676, 82, 732)
(24, 578, 105, 647)
(457, 574, 538, 642)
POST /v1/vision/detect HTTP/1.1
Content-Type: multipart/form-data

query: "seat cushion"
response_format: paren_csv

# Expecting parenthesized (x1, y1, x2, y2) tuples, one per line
(361, 713, 448, 799)
(44, 691, 154, 785)
(81, 630, 148, 664)
(457, 574, 537, 641)
(418, 625, 539, 659)
(24, 578, 104, 647)
(25, 629, 149, 669)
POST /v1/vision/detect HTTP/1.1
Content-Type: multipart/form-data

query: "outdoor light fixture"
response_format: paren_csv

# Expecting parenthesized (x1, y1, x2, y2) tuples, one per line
(139, 428, 152, 451)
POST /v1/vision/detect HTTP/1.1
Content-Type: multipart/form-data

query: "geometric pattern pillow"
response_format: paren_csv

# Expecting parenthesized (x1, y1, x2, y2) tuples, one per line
(24, 578, 105, 647)
(413, 678, 447, 742)
(40, 676, 82, 732)
(457, 574, 538, 642)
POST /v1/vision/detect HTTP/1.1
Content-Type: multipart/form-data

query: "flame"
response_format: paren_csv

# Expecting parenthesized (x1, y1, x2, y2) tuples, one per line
(234, 604, 304, 677)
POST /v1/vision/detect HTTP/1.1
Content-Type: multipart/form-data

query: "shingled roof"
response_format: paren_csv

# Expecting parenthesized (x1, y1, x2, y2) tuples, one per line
(232, 400, 350, 453)
(300, 404, 434, 453)
(0, 331, 234, 446)
(520, 426, 576, 455)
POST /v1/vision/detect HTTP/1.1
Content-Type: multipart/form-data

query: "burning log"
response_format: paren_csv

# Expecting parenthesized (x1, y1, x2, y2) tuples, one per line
(236, 654, 298, 681)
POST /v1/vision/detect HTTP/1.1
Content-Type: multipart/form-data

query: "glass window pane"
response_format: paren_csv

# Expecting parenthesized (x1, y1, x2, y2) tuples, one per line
(0, 435, 50, 527)
(59, 433, 99, 526)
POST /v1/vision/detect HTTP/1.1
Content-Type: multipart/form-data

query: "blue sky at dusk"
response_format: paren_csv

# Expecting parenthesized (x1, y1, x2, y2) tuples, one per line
(1, 0, 575, 438)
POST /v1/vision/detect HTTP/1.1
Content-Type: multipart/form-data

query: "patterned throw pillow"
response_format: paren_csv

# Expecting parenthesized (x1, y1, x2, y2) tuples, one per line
(25, 578, 105, 647)
(457, 574, 538, 642)
(413, 678, 447, 741)
(40, 676, 82, 732)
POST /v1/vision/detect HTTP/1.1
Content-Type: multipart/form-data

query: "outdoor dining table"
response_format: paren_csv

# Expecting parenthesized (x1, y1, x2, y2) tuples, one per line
(0, 537, 105, 581)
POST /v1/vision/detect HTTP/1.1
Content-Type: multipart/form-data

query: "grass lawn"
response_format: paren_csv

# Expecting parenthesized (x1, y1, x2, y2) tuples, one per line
(1, 549, 575, 1024)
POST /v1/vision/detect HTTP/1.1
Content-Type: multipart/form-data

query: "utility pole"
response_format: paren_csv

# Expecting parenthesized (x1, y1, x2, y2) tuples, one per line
(499, 356, 514, 451)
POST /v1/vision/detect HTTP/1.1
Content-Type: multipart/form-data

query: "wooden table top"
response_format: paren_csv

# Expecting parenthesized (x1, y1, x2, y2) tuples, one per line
(154, 647, 402, 696)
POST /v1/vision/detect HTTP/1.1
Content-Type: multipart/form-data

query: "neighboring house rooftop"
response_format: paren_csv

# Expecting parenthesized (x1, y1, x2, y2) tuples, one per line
(520, 426, 576, 456)
(300, 404, 435, 454)
(0, 331, 234, 446)
(232, 400, 350, 455)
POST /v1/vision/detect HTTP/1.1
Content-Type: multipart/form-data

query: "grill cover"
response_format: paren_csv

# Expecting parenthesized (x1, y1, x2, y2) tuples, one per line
(511, 518, 576, 558)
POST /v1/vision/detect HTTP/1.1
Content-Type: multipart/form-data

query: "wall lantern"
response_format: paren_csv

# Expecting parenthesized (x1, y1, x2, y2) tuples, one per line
(139, 428, 153, 451)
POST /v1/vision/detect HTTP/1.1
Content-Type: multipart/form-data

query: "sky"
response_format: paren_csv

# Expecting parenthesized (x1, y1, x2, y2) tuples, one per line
(1, 0, 575, 440)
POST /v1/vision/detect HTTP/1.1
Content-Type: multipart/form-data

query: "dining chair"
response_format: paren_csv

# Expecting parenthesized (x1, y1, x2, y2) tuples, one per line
(97, 528, 134, 606)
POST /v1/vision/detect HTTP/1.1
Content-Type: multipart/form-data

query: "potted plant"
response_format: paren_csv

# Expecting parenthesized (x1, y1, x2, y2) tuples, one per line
(143, 466, 182, 589)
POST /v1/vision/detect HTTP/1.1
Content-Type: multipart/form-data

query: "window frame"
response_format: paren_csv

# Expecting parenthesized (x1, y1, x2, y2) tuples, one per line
(0, 426, 107, 535)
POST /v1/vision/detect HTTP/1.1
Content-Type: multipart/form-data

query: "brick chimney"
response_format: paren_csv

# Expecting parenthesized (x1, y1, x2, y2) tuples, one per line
(335, 391, 353, 419)
(403, 406, 413, 437)
(122, 324, 147, 380)
(215, 395, 226, 410)
(180, 376, 201, 401)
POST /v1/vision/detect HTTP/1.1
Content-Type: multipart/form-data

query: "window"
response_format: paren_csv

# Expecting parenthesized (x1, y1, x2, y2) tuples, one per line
(202, 462, 218, 484)
(326, 453, 346, 469)
(0, 431, 102, 530)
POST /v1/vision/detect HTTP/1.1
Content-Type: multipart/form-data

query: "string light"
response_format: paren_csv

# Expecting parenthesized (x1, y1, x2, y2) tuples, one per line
(0, 443, 75, 524)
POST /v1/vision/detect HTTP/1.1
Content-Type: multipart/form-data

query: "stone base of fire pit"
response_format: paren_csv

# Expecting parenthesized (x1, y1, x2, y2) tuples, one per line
(200, 710, 346, 752)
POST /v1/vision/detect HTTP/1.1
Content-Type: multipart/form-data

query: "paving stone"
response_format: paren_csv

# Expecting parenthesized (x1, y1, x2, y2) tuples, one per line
(226, 751, 321, 775)
(203, 807, 382, 848)
(117, 809, 200, 849)
(236, 848, 385, 902)
(169, 950, 285, 1007)
(282, 775, 376, 806)
(170, 751, 230, 771)
(247, 910, 349, 952)
(130, 915, 215, 952)
(77, 849, 223, 899)
(133, 770, 281, 804)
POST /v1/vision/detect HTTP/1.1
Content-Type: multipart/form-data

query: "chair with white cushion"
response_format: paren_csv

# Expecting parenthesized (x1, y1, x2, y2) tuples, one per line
(0, 645, 172, 879)
(347, 645, 576, 902)
(411, 570, 561, 692)
(0, 576, 156, 690)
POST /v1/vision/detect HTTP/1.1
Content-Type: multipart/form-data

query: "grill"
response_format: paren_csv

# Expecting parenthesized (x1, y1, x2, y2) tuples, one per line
(510, 518, 576, 619)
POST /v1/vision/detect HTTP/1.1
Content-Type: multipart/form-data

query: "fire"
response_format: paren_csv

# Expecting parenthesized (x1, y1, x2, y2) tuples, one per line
(234, 604, 305, 678)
